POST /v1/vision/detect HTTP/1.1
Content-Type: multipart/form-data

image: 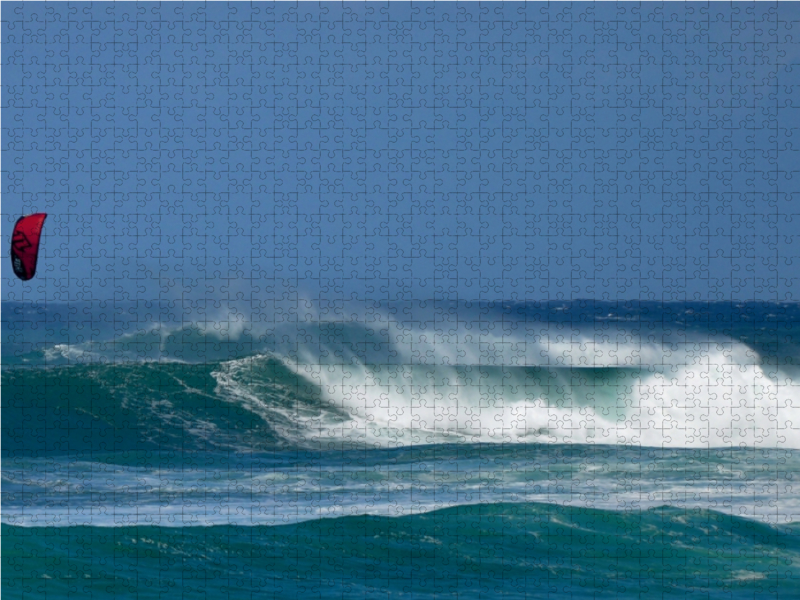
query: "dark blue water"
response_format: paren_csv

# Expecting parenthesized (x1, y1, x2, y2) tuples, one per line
(3, 300, 800, 598)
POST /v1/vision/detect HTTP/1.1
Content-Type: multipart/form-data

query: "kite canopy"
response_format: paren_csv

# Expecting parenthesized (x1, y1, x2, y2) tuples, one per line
(11, 213, 47, 281)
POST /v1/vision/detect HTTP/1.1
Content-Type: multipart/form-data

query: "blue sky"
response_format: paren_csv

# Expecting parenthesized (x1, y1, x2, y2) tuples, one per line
(3, 2, 799, 303)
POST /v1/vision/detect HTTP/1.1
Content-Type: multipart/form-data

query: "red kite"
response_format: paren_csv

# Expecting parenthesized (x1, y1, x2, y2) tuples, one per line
(11, 213, 47, 281)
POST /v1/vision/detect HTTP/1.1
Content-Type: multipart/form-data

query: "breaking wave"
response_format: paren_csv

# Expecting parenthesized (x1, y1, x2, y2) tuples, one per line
(5, 300, 800, 450)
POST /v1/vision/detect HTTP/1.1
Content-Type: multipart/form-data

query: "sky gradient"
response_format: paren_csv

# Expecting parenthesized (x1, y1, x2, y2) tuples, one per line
(3, 2, 800, 303)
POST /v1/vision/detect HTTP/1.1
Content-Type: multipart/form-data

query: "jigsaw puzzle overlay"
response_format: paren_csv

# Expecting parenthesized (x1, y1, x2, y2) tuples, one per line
(3, 3, 800, 599)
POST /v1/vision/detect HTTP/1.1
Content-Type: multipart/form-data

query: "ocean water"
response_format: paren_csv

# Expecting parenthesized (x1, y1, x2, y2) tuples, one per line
(3, 299, 800, 599)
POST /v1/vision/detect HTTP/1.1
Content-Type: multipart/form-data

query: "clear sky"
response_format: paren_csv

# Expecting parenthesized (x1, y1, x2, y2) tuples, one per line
(3, 2, 799, 304)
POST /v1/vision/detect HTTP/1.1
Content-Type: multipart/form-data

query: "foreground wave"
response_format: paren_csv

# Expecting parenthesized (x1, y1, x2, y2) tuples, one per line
(4, 502, 799, 600)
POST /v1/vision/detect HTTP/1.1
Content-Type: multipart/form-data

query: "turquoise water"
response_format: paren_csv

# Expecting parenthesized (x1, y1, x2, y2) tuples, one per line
(4, 300, 800, 598)
(5, 503, 800, 600)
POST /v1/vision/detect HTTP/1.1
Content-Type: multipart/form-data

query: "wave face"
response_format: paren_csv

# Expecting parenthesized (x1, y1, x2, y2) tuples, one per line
(4, 300, 800, 451)
(4, 503, 800, 600)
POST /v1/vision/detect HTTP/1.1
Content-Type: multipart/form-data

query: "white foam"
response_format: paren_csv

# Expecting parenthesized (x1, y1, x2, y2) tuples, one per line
(214, 316, 800, 449)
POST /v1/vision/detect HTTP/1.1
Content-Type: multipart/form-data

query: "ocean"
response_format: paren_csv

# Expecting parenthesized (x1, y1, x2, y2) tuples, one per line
(3, 299, 800, 599)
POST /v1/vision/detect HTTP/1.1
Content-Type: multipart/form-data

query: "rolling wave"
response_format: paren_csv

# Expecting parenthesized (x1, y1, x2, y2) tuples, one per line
(4, 347, 799, 452)
(4, 503, 799, 599)
(4, 300, 800, 451)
